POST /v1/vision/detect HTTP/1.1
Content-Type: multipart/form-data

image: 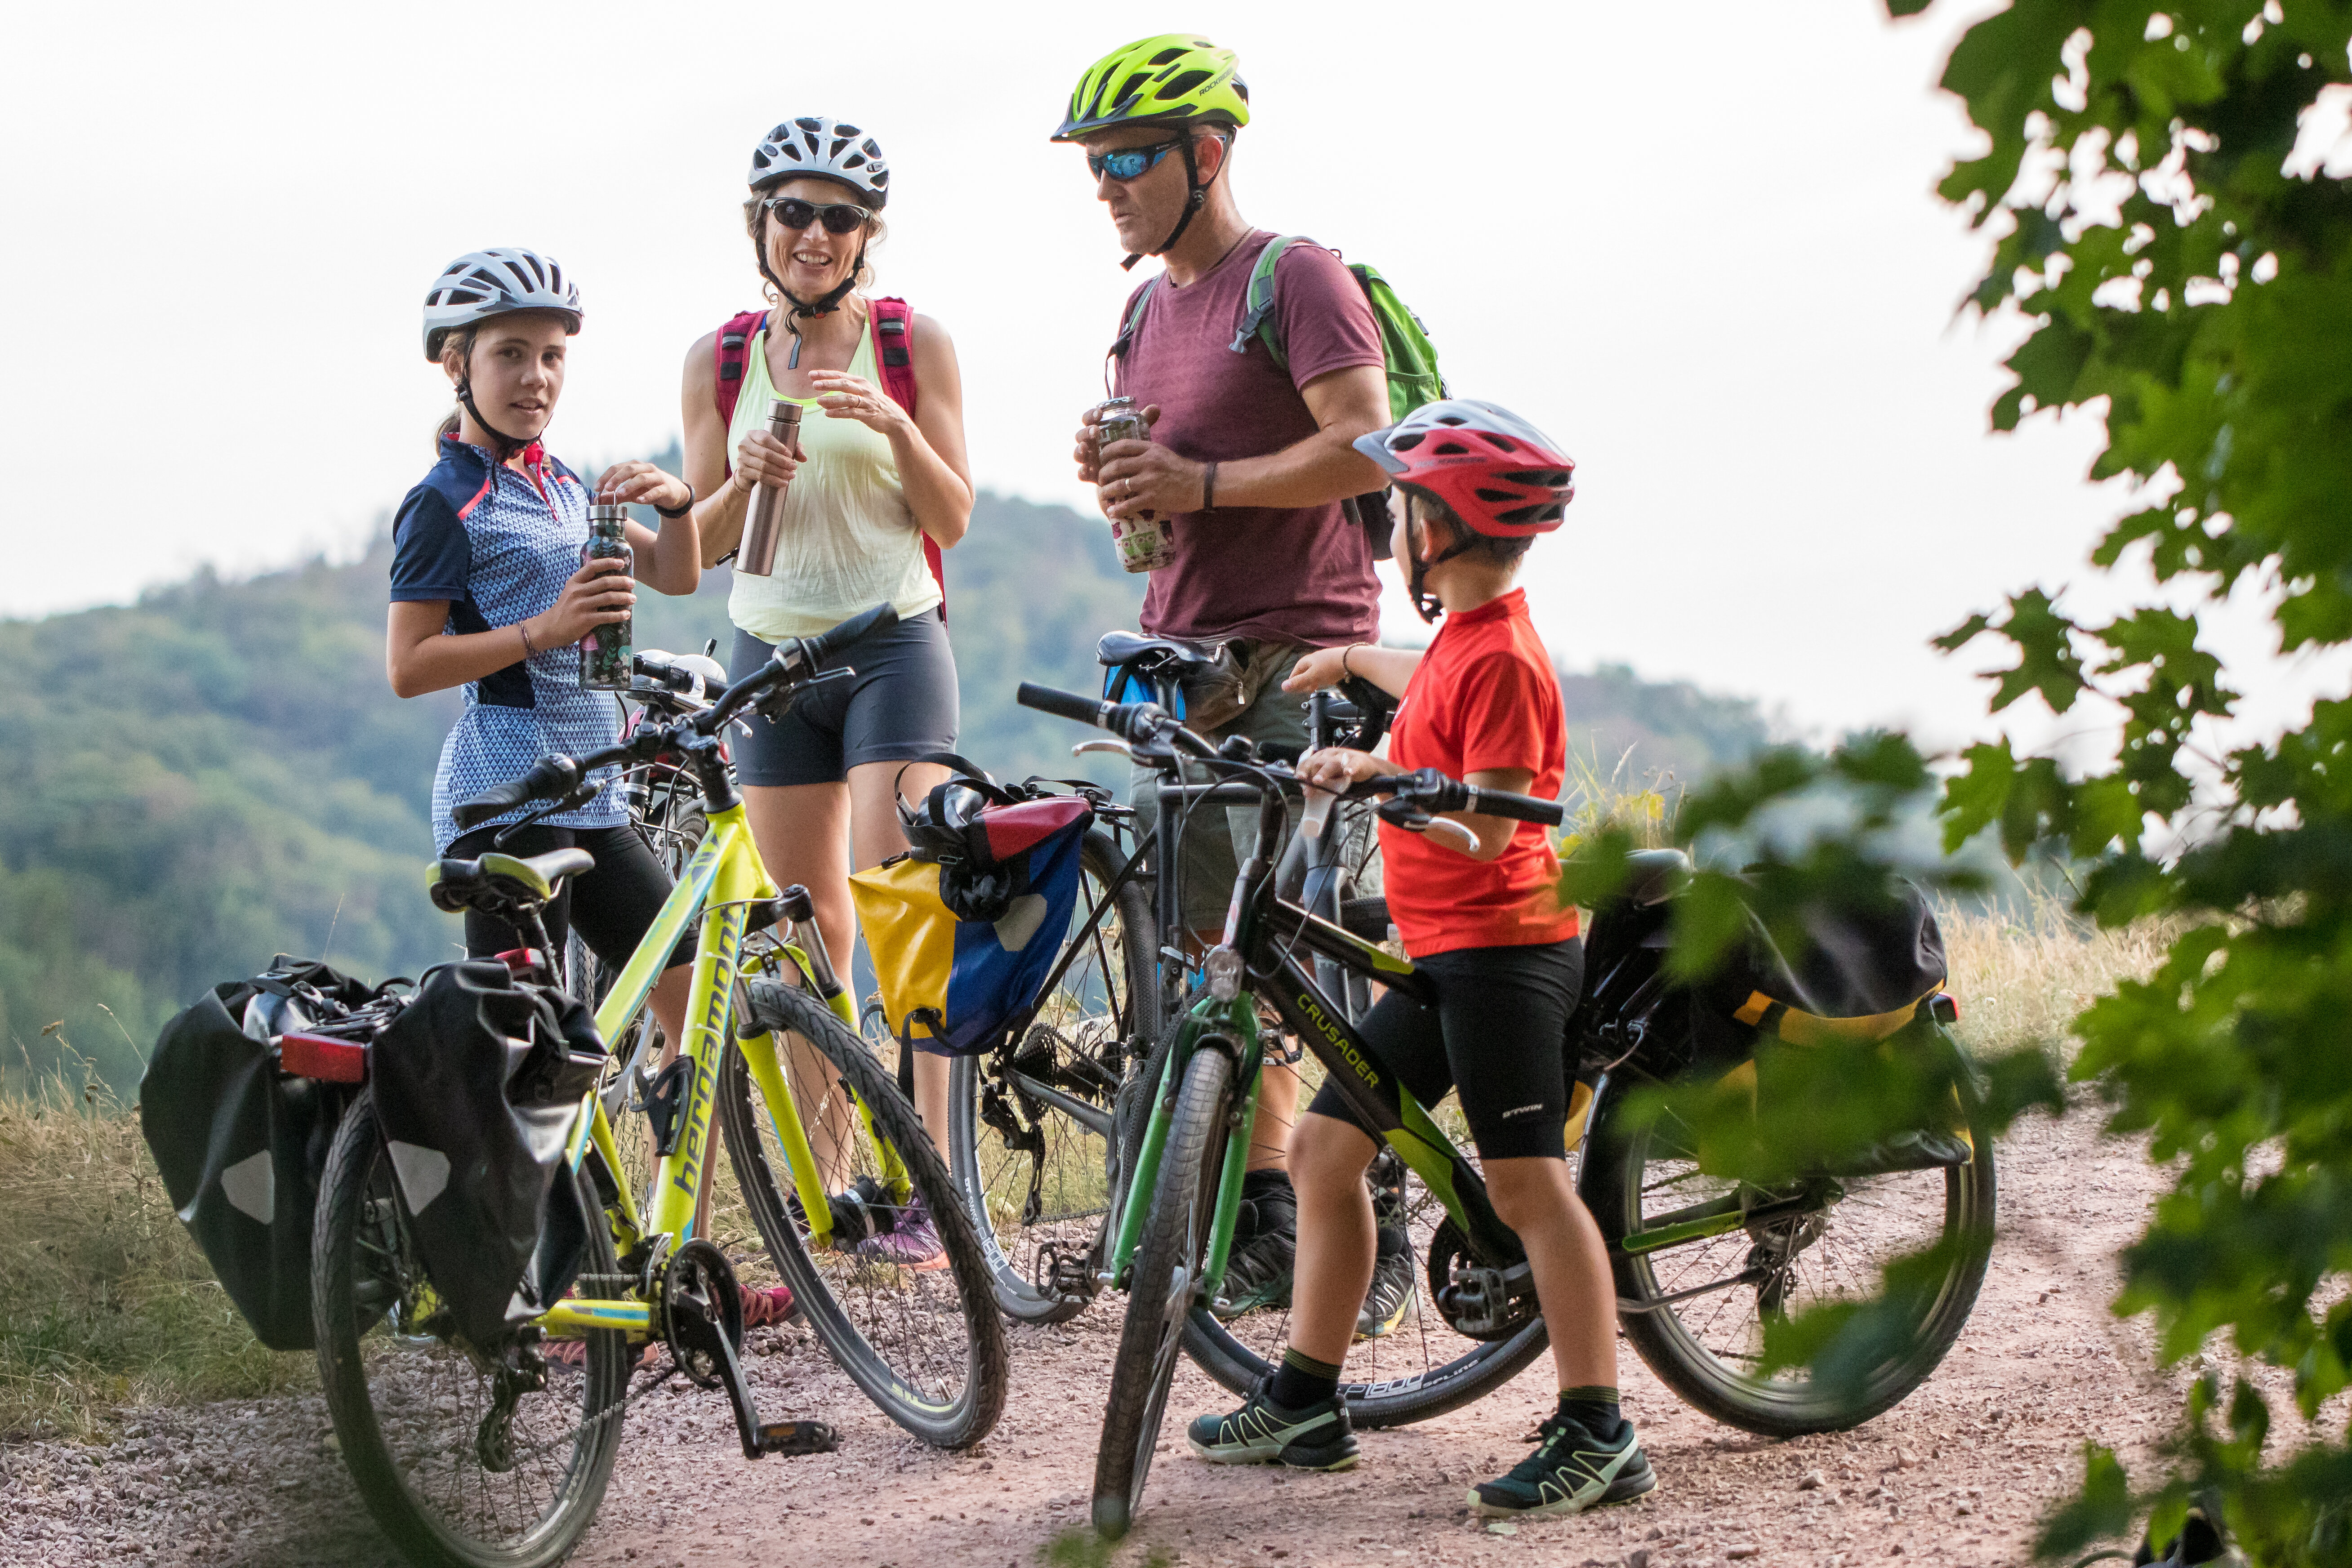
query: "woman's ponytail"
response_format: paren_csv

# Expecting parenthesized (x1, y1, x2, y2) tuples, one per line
(432, 326, 478, 453)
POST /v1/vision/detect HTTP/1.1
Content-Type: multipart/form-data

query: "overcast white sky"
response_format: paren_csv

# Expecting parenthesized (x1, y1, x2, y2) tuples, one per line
(9, 0, 2327, 753)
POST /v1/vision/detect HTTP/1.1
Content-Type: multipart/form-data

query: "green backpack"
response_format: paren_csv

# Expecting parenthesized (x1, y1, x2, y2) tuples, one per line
(1110, 235, 1446, 559)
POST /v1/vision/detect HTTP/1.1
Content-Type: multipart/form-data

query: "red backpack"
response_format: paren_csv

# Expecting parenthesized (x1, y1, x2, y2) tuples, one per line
(712, 297, 946, 621)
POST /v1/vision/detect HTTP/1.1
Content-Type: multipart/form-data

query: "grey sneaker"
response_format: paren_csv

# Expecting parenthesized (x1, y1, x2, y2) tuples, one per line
(1187, 1382, 1358, 1470)
(1470, 1413, 1656, 1518)
(1211, 1171, 1296, 1318)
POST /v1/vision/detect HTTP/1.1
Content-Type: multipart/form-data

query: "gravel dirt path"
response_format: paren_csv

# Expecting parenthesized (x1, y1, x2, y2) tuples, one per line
(0, 1093, 2187, 1568)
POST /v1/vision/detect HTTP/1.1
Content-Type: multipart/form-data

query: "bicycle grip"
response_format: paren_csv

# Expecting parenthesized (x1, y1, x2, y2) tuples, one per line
(803, 602, 898, 666)
(1463, 787, 1566, 826)
(452, 755, 580, 830)
(1018, 682, 1115, 729)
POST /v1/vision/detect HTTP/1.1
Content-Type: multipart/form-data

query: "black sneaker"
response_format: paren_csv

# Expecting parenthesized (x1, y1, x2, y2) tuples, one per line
(1186, 1381, 1358, 1470)
(1470, 1413, 1655, 1518)
(1211, 1172, 1296, 1319)
(1355, 1235, 1414, 1340)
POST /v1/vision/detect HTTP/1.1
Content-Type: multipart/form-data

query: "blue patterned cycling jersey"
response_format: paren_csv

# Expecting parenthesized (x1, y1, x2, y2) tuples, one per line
(391, 434, 626, 851)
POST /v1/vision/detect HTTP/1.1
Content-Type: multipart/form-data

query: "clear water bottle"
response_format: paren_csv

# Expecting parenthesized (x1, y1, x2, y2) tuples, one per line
(579, 503, 634, 690)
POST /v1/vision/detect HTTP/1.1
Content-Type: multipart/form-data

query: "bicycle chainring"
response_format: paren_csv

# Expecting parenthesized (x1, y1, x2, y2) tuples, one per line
(659, 1238, 744, 1390)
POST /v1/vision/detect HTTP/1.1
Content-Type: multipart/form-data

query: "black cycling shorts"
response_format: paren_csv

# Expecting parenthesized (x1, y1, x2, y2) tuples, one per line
(1305, 938, 1584, 1161)
(444, 822, 696, 975)
(729, 608, 958, 788)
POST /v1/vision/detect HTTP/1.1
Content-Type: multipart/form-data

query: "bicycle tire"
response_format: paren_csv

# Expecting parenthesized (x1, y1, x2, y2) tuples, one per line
(720, 979, 1008, 1449)
(948, 830, 1156, 1324)
(1581, 1057, 1996, 1435)
(313, 1094, 626, 1568)
(1093, 1043, 1234, 1540)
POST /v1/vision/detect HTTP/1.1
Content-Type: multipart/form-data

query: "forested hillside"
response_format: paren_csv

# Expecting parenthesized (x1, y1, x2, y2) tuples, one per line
(0, 490, 1770, 1097)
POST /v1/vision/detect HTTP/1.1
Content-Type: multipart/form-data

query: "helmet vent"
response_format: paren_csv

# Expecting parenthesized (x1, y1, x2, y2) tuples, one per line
(1391, 432, 1426, 451)
(1149, 46, 1188, 65)
(1499, 503, 1565, 526)
(1158, 69, 1213, 100)
(1474, 488, 1523, 504)
(1433, 441, 1471, 455)
(1500, 469, 1572, 487)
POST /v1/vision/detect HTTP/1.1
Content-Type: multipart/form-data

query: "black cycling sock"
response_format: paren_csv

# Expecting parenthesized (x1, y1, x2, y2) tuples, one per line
(1374, 1221, 1409, 1258)
(1557, 1386, 1626, 1444)
(1270, 1345, 1342, 1411)
(1235, 1167, 1297, 1244)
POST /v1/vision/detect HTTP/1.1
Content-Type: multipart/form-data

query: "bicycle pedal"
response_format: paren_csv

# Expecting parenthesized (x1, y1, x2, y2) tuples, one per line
(643, 1057, 692, 1156)
(757, 1420, 838, 1456)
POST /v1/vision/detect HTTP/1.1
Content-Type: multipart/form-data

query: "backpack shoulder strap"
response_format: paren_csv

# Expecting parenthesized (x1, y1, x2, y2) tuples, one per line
(865, 297, 948, 624)
(1230, 235, 1312, 365)
(713, 310, 768, 435)
(1105, 276, 1163, 384)
(869, 297, 919, 415)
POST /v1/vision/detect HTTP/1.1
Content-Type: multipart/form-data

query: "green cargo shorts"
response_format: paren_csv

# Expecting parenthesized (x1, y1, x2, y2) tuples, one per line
(1129, 640, 1313, 932)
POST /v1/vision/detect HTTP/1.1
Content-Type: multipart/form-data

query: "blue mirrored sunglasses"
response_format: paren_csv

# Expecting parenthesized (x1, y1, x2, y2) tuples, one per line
(1086, 140, 1184, 182)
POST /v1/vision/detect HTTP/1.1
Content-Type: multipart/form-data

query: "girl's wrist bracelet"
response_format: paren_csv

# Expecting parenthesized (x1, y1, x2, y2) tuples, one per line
(654, 481, 697, 520)
(518, 619, 537, 658)
(1340, 643, 1360, 679)
(1201, 460, 1219, 512)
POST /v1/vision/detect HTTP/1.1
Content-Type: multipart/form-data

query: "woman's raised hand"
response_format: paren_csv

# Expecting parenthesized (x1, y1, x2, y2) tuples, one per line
(532, 557, 636, 649)
(732, 428, 803, 496)
(809, 370, 909, 437)
(595, 461, 692, 514)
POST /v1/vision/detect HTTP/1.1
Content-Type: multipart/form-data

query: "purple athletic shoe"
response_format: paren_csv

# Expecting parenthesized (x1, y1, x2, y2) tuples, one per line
(852, 1190, 948, 1271)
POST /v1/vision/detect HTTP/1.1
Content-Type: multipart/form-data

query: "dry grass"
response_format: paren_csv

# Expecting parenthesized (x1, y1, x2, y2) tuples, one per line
(1938, 894, 2177, 1063)
(0, 1038, 312, 1441)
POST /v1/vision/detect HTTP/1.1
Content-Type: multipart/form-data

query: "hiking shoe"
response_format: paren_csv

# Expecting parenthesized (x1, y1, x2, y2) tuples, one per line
(851, 1190, 949, 1272)
(1470, 1413, 1656, 1518)
(1355, 1238, 1415, 1340)
(1212, 1171, 1296, 1318)
(1186, 1381, 1358, 1470)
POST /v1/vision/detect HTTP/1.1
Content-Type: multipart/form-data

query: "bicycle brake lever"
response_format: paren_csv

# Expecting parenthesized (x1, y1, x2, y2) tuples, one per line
(1421, 817, 1480, 855)
(1073, 738, 1141, 763)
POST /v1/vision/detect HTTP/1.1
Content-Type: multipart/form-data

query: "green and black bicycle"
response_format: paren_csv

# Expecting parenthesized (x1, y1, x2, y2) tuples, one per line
(1014, 682, 1996, 1540)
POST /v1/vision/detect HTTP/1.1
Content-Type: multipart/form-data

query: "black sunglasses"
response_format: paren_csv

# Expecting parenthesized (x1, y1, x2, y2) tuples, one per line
(763, 196, 873, 234)
(1085, 139, 1184, 182)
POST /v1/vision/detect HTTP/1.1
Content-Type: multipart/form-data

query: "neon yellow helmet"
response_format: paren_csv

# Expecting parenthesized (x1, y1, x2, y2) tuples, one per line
(1052, 35, 1251, 142)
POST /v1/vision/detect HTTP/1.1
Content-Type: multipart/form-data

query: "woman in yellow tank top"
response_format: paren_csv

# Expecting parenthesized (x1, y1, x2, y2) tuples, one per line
(679, 118, 973, 1247)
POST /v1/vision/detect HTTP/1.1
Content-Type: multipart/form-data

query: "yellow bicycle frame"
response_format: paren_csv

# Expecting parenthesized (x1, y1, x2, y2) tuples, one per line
(532, 798, 900, 1342)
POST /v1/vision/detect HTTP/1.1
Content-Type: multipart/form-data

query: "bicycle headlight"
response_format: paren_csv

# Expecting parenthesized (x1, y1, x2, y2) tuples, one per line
(1204, 945, 1245, 1003)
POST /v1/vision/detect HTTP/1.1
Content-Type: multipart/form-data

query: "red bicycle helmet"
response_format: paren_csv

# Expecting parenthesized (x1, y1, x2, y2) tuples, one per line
(1351, 399, 1575, 536)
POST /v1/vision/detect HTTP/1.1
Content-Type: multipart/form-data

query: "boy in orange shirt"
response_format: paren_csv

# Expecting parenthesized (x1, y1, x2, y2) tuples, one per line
(1185, 401, 1654, 1518)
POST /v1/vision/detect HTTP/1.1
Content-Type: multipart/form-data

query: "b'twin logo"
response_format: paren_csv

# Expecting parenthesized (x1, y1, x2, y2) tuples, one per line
(1499, 1102, 1546, 1121)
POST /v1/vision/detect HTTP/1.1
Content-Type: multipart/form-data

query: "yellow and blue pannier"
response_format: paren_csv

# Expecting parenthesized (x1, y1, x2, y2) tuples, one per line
(851, 782, 1095, 1057)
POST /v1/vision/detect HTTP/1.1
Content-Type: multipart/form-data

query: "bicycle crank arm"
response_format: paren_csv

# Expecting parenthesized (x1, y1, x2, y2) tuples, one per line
(670, 1293, 839, 1460)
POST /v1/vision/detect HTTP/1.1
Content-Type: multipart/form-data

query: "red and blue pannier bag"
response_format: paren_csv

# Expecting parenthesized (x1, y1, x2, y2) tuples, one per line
(850, 762, 1093, 1057)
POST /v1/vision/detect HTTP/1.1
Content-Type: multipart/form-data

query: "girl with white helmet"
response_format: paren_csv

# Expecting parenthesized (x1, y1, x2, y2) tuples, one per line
(388, 248, 705, 1080)
(677, 118, 975, 1237)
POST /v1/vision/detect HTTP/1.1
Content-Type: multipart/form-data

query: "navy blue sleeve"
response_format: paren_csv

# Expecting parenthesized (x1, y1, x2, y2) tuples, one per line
(390, 483, 470, 604)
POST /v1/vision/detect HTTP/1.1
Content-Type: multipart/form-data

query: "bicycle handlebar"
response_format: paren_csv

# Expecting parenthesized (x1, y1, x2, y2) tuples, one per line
(1376, 767, 1564, 827)
(451, 755, 585, 831)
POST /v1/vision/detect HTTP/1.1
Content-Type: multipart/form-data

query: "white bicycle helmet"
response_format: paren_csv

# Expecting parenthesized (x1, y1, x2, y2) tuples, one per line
(422, 248, 582, 362)
(748, 116, 890, 208)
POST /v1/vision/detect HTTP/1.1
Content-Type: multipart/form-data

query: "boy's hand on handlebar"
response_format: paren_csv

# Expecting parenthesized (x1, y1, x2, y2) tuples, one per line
(731, 429, 802, 497)
(1282, 647, 1351, 694)
(594, 461, 692, 515)
(533, 558, 635, 648)
(1297, 746, 1397, 794)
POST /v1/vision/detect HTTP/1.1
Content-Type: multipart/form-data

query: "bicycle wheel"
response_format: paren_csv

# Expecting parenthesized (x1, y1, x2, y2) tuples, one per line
(719, 978, 1008, 1448)
(1093, 1043, 1234, 1540)
(1178, 1143, 1551, 1429)
(313, 1095, 627, 1568)
(949, 830, 1155, 1323)
(1581, 1057, 1996, 1435)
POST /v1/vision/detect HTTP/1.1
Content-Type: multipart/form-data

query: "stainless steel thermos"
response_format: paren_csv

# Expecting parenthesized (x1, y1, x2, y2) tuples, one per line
(579, 503, 635, 690)
(736, 398, 805, 577)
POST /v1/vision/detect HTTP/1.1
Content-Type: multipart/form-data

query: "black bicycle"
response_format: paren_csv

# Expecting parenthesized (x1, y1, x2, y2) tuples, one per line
(1012, 683, 1995, 1537)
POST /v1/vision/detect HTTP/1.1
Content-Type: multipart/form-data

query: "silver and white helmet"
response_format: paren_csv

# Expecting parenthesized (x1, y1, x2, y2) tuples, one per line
(422, 248, 583, 362)
(748, 116, 890, 208)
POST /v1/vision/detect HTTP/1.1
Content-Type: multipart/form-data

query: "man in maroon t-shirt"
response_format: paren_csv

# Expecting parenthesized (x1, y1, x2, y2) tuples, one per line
(1054, 35, 1393, 1319)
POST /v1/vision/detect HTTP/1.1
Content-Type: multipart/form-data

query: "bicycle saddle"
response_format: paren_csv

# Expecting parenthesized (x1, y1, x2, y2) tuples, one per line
(1095, 629, 1225, 681)
(1623, 848, 1693, 908)
(428, 848, 597, 913)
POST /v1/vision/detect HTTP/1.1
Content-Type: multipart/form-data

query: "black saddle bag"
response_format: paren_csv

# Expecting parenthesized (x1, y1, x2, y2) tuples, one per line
(140, 957, 395, 1351)
(368, 961, 607, 1347)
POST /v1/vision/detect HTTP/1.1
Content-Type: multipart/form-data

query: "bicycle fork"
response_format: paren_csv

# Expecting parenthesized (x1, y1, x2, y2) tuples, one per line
(1103, 999, 1265, 1302)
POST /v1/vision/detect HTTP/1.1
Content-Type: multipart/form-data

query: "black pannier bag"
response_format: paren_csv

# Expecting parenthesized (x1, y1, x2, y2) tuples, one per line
(140, 958, 392, 1351)
(368, 960, 606, 1347)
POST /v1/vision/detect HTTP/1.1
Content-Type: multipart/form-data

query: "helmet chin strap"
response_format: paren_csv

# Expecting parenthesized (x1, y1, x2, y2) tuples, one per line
(454, 375, 535, 463)
(1122, 133, 1216, 272)
(760, 248, 867, 367)
(1406, 497, 1477, 624)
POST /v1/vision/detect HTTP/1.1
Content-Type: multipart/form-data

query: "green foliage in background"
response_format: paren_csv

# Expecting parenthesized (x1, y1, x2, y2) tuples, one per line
(1891, 2, 2351, 1558)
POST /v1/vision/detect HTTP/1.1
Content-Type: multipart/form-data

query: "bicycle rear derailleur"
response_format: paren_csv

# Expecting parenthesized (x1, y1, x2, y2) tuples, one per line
(657, 1239, 837, 1460)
